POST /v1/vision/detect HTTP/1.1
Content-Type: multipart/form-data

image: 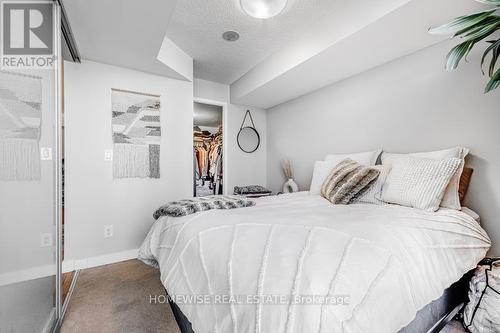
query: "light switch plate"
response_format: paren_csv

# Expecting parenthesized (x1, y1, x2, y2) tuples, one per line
(104, 149, 113, 161)
(40, 233, 53, 247)
(40, 147, 52, 161)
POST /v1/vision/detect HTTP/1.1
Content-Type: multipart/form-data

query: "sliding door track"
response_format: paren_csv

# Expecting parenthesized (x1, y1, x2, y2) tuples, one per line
(54, 0, 81, 63)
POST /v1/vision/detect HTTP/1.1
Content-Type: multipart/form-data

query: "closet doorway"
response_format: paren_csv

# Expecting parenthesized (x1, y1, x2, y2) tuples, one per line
(193, 101, 225, 197)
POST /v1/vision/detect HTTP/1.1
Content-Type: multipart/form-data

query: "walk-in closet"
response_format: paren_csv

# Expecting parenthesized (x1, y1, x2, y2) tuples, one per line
(193, 102, 223, 197)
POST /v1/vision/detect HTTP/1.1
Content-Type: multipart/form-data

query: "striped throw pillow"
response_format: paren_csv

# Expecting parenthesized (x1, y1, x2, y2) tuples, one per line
(381, 156, 461, 211)
(320, 159, 381, 205)
(354, 164, 391, 205)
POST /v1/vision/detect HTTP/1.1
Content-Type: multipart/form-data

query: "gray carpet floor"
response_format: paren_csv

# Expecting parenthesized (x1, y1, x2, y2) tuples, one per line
(60, 259, 466, 333)
(60, 259, 180, 333)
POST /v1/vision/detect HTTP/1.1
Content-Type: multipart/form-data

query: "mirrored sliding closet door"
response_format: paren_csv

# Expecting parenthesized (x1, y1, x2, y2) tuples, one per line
(0, 1, 63, 332)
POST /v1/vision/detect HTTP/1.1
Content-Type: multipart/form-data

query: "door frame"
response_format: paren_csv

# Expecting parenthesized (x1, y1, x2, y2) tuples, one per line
(193, 98, 228, 196)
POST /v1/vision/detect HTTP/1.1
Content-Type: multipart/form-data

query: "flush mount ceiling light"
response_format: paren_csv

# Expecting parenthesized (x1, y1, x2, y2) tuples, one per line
(240, 0, 288, 19)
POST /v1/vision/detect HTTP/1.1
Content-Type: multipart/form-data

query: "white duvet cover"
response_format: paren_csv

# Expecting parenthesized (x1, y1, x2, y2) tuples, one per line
(139, 192, 490, 333)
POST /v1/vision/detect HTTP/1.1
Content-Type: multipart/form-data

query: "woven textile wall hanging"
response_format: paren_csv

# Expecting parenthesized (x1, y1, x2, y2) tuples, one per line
(111, 88, 161, 179)
(0, 71, 42, 181)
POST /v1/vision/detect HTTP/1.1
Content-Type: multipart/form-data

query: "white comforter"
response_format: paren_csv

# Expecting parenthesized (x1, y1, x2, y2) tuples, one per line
(139, 192, 490, 333)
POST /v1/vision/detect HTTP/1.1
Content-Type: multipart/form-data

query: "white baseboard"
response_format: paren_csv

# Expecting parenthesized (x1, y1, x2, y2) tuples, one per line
(0, 249, 139, 285)
(0, 264, 56, 287)
(63, 248, 139, 272)
(62, 260, 75, 273)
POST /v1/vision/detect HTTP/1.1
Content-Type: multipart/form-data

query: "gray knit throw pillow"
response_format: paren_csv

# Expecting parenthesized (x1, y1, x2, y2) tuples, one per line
(320, 159, 380, 205)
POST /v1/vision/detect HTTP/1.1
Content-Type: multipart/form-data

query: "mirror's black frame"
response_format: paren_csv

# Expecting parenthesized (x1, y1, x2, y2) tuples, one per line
(237, 110, 260, 154)
(237, 126, 260, 153)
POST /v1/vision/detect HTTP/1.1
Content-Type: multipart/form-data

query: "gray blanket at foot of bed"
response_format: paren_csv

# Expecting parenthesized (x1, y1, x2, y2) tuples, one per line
(153, 196, 255, 219)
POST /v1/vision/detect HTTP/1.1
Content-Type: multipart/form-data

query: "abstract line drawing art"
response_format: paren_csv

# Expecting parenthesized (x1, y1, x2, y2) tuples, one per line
(111, 88, 161, 179)
(0, 71, 42, 181)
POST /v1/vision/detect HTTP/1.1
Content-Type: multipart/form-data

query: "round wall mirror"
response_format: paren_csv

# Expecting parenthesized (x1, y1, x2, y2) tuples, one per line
(237, 126, 260, 153)
(237, 110, 260, 153)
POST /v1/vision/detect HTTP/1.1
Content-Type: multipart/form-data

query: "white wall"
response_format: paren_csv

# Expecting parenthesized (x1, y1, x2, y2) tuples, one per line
(157, 36, 194, 82)
(64, 65, 268, 263)
(267, 41, 500, 255)
(64, 60, 193, 261)
(194, 79, 267, 194)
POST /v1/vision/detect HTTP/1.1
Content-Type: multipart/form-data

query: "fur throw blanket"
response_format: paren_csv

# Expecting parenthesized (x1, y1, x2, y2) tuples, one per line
(153, 195, 256, 219)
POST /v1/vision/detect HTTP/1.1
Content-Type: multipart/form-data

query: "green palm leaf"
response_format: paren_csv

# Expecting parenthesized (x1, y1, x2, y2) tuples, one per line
(429, 9, 497, 34)
(430, 1, 499, 93)
(474, 0, 500, 5)
(446, 41, 475, 71)
(453, 16, 500, 37)
(462, 19, 500, 40)
(481, 39, 500, 76)
(485, 68, 500, 92)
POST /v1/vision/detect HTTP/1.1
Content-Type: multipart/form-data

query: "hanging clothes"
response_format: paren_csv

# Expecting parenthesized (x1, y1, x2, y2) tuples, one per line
(193, 126, 223, 196)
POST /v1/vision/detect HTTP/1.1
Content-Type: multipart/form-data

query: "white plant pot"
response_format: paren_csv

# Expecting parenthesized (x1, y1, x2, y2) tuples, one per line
(283, 178, 299, 193)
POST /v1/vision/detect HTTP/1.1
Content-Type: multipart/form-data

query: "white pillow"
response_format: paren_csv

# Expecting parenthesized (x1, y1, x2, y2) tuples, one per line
(381, 147, 469, 210)
(354, 164, 391, 205)
(310, 160, 338, 195)
(310, 150, 382, 195)
(381, 156, 462, 211)
(324, 150, 381, 165)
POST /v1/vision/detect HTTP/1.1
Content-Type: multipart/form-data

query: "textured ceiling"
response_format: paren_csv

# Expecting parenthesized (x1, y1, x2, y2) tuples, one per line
(167, 0, 343, 84)
(63, 0, 182, 79)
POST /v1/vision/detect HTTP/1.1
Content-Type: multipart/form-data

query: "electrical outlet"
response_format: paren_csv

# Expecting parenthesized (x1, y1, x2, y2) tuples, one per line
(40, 233, 53, 247)
(104, 225, 114, 238)
(104, 149, 113, 161)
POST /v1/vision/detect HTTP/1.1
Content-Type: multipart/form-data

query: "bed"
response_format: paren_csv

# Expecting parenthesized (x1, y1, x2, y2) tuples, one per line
(139, 192, 490, 333)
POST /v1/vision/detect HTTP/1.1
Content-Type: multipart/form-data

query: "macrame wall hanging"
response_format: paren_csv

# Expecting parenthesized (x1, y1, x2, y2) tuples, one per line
(111, 88, 161, 179)
(0, 71, 42, 181)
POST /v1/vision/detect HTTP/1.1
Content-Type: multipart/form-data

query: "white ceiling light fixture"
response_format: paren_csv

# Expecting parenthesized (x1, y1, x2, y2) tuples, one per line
(240, 0, 288, 19)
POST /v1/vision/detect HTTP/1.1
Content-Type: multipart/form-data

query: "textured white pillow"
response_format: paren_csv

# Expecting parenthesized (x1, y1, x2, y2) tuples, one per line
(324, 150, 381, 166)
(354, 164, 391, 205)
(310, 151, 382, 195)
(381, 156, 462, 211)
(381, 147, 469, 210)
(310, 161, 339, 195)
